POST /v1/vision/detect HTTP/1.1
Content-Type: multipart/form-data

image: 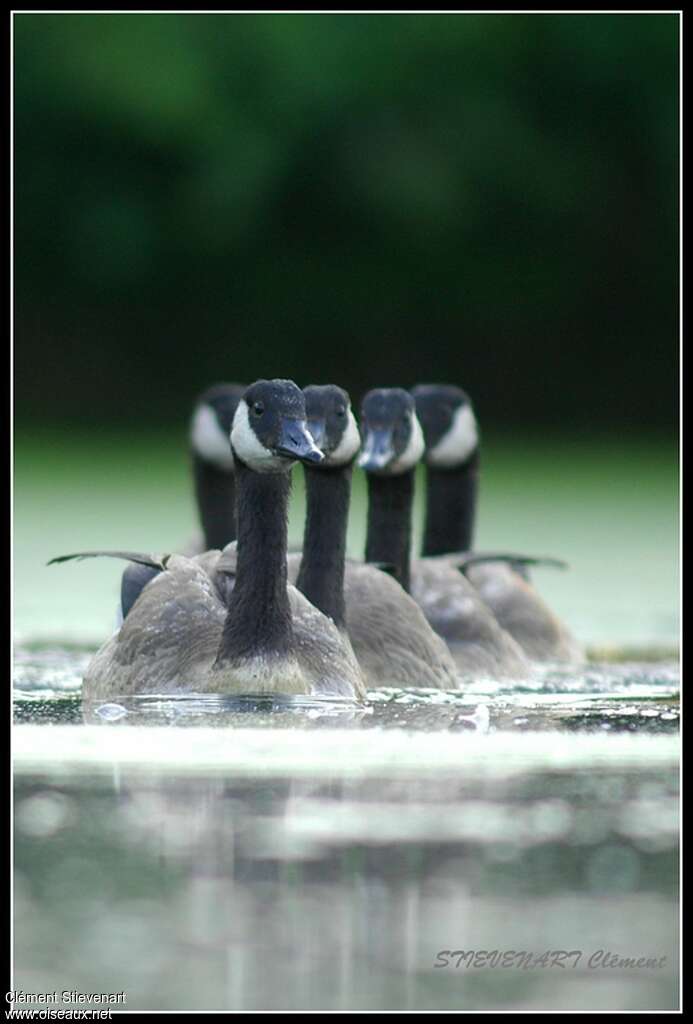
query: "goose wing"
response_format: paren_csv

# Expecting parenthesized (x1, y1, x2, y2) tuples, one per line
(286, 584, 367, 700)
(410, 559, 529, 678)
(83, 555, 227, 702)
(342, 561, 459, 690)
(463, 561, 583, 663)
(286, 555, 459, 690)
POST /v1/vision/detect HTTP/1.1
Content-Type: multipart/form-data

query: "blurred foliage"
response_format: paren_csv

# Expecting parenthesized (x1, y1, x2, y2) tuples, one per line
(14, 13, 678, 432)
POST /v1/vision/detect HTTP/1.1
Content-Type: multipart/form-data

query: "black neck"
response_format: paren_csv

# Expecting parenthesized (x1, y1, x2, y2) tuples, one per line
(217, 461, 292, 662)
(421, 450, 480, 557)
(192, 453, 237, 550)
(365, 471, 414, 593)
(295, 464, 351, 629)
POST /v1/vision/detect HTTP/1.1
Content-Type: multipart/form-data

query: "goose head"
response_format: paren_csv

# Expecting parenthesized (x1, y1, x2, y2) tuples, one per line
(410, 383, 479, 468)
(357, 388, 425, 476)
(303, 385, 361, 467)
(231, 379, 324, 472)
(190, 382, 247, 471)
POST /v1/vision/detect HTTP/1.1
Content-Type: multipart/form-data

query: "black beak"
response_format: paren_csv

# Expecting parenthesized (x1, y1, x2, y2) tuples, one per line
(306, 418, 326, 451)
(358, 427, 395, 472)
(275, 419, 325, 464)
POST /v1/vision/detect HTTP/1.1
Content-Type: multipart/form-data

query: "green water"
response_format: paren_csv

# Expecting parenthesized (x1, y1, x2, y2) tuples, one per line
(12, 431, 680, 1010)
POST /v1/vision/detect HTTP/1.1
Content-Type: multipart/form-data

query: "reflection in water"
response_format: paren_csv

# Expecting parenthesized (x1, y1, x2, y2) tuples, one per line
(12, 643, 680, 1010)
(14, 743, 678, 1011)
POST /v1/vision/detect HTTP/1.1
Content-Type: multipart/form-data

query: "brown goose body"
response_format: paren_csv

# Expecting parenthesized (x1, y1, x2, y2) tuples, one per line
(84, 549, 365, 703)
(207, 542, 460, 690)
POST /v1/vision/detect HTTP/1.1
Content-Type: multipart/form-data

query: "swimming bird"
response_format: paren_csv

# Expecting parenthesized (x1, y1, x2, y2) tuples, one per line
(119, 381, 459, 688)
(411, 383, 582, 663)
(358, 388, 530, 679)
(55, 380, 367, 702)
(287, 384, 460, 689)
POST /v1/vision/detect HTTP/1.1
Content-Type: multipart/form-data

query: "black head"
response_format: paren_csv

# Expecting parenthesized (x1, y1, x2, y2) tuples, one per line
(303, 384, 361, 467)
(230, 379, 324, 472)
(190, 382, 247, 469)
(358, 388, 425, 475)
(411, 383, 479, 468)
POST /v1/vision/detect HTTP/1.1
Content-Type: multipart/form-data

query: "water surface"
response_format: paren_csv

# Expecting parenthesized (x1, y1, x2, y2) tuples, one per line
(12, 433, 679, 1010)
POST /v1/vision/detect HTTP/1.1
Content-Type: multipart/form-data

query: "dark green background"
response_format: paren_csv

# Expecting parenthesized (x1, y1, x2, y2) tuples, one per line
(14, 13, 679, 433)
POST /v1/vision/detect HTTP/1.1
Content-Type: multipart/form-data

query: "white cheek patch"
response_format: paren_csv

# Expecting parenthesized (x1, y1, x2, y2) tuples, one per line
(427, 404, 479, 467)
(328, 409, 361, 466)
(230, 400, 287, 473)
(390, 412, 425, 473)
(190, 403, 235, 470)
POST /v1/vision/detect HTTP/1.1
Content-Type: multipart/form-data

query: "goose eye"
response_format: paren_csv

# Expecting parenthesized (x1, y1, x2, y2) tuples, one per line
(336, 407, 346, 418)
(252, 402, 265, 416)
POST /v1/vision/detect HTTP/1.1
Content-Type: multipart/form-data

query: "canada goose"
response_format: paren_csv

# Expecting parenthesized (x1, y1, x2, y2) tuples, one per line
(411, 383, 582, 663)
(358, 388, 530, 678)
(117, 382, 246, 623)
(121, 382, 458, 689)
(286, 384, 459, 689)
(58, 381, 367, 702)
